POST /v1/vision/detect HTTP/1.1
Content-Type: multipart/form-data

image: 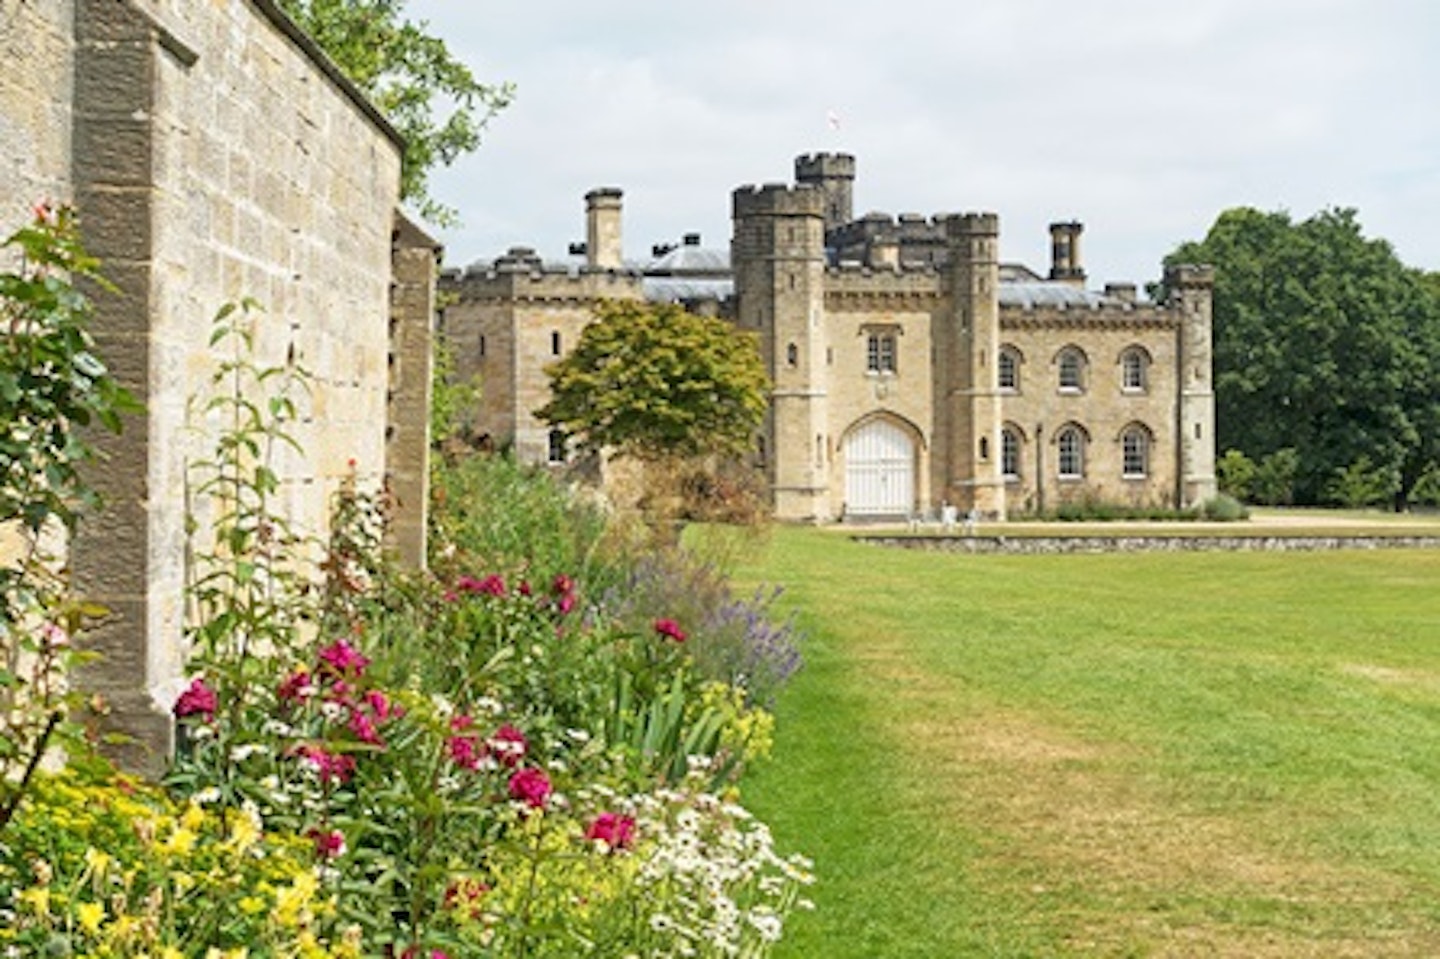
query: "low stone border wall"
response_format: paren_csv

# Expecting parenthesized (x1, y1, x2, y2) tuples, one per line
(854, 534, 1440, 555)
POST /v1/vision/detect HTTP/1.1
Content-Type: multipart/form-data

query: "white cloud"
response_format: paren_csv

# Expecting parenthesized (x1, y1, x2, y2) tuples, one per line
(407, 0, 1440, 283)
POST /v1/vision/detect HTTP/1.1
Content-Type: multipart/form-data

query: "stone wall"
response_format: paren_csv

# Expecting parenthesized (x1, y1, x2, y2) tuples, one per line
(51, 0, 408, 773)
(856, 533, 1440, 554)
(0, 0, 74, 249)
(999, 312, 1181, 512)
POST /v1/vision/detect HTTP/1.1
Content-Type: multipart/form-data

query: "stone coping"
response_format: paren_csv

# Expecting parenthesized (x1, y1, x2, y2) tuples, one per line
(853, 534, 1440, 554)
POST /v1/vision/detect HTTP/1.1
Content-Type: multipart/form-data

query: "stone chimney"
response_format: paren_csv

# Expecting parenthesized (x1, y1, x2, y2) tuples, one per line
(585, 187, 623, 269)
(1048, 221, 1085, 287)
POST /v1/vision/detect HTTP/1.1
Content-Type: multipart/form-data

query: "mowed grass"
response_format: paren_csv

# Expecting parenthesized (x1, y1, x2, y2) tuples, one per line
(735, 527, 1440, 957)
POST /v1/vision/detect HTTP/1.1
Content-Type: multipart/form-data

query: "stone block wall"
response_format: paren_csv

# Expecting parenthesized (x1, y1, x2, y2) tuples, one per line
(50, 0, 408, 774)
(0, 0, 74, 249)
(998, 313, 1182, 512)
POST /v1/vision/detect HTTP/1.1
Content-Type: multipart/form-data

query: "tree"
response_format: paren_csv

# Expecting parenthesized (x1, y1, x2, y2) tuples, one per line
(277, 0, 512, 225)
(537, 301, 769, 464)
(1162, 207, 1440, 508)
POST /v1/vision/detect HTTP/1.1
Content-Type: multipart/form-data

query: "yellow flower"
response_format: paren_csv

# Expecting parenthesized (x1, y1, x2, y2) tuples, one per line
(76, 899, 106, 934)
(238, 895, 267, 915)
(84, 846, 113, 876)
(273, 871, 319, 928)
(160, 824, 198, 856)
(19, 886, 50, 917)
(181, 800, 206, 833)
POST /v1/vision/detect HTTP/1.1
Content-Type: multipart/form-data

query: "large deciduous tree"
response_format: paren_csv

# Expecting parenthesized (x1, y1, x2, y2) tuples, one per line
(1163, 207, 1440, 509)
(278, 0, 512, 225)
(538, 301, 769, 465)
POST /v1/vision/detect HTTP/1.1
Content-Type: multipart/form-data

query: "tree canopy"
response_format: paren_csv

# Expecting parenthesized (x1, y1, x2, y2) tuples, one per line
(537, 301, 770, 464)
(1164, 207, 1440, 508)
(278, 0, 512, 225)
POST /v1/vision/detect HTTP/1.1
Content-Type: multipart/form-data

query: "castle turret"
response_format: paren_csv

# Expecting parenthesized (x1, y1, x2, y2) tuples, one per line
(1048, 220, 1086, 287)
(794, 153, 856, 236)
(732, 182, 830, 521)
(584, 187, 623, 269)
(1166, 263, 1217, 506)
(941, 212, 1006, 519)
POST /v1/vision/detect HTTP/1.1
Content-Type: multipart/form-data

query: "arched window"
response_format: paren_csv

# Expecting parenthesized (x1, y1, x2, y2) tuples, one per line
(998, 346, 1020, 391)
(1121, 347, 1148, 392)
(786, 342, 798, 367)
(1122, 425, 1150, 478)
(551, 330, 562, 356)
(1001, 427, 1021, 479)
(1058, 347, 1086, 392)
(1058, 426, 1085, 478)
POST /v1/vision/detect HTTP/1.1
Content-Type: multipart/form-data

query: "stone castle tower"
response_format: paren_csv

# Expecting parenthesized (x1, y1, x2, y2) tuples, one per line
(442, 151, 1216, 523)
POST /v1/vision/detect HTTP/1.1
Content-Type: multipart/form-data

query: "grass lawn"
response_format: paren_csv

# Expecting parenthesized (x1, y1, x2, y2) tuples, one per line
(735, 526, 1440, 957)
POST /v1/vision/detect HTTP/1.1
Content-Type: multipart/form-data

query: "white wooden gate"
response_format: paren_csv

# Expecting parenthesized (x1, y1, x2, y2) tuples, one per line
(844, 420, 914, 516)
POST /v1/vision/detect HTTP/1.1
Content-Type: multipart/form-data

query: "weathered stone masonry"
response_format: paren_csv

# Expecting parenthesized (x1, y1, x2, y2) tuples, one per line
(2, 0, 435, 774)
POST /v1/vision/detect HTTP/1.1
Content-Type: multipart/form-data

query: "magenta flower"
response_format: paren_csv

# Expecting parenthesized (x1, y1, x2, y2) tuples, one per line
(456, 574, 505, 597)
(173, 677, 218, 721)
(349, 709, 383, 746)
(585, 811, 637, 850)
(308, 827, 346, 859)
(507, 767, 552, 808)
(365, 689, 400, 721)
(277, 668, 313, 704)
(295, 744, 357, 784)
(653, 618, 687, 643)
(317, 639, 371, 676)
(488, 724, 528, 767)
(552, 574, 574, 596)
(447, 734, 486, 771)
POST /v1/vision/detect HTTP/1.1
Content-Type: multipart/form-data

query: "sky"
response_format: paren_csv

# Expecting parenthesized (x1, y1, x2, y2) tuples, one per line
(405, 0, 1437, 287)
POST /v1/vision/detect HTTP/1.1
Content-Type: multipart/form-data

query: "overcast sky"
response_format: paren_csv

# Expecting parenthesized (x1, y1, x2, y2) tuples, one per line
(405, 0, 1437, 287)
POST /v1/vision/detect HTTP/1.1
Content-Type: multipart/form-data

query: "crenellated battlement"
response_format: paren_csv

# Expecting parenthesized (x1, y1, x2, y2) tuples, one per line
(794, 152, 856, 180)
(1164, 263, 1215, 288)
(945, 212, 1000, 238)
(732, 182, 827, 219)
(443, 246, 643, 303)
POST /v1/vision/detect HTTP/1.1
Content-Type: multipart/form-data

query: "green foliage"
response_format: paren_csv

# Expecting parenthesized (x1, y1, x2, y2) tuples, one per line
(428, 330, 482, 450)
(1324, 455, 1399, 508)
(1200, 492, 1250, 521)
(1251, 447, 1299, 506)
(276, 0, 513, 225)
(1163, 206, 1440, 507)
(1216, 448, 1257, 501)
(0, 206, 135, 836)
(538, 300, 770, 464)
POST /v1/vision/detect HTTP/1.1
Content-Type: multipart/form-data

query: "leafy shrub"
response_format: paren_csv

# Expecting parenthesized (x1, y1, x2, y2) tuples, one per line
(1216, 448, 1257, 502)
(1200, 493, 1250, 521)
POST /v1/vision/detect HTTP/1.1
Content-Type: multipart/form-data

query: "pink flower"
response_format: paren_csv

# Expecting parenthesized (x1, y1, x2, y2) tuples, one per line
(556, 593, 576, 616)
(518, 580, 533, 597)
(447, 734, 486, 771)
(585, 812, 636, 850)
(317, 639, 371, 676)
(653, 618, 687, 643)
(507, 767, 552, 809)
(488, 724, 527, 767)
(277, 668, 314, 704)
(173, 677, 218, 721)
(365, 689, 400, 721)
(552, 574, 574, 596)
(309, 827, 346, 859)
(456, 574, 505, 597)
(295, 744, 357, 784)
(349, 709, 383, 746)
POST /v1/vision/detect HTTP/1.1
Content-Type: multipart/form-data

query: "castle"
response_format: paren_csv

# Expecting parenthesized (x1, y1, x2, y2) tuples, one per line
(442, 153, 1216, 522)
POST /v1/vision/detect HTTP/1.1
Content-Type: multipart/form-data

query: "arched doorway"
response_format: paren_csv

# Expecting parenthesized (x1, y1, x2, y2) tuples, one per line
(844, 419, 915, 516)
